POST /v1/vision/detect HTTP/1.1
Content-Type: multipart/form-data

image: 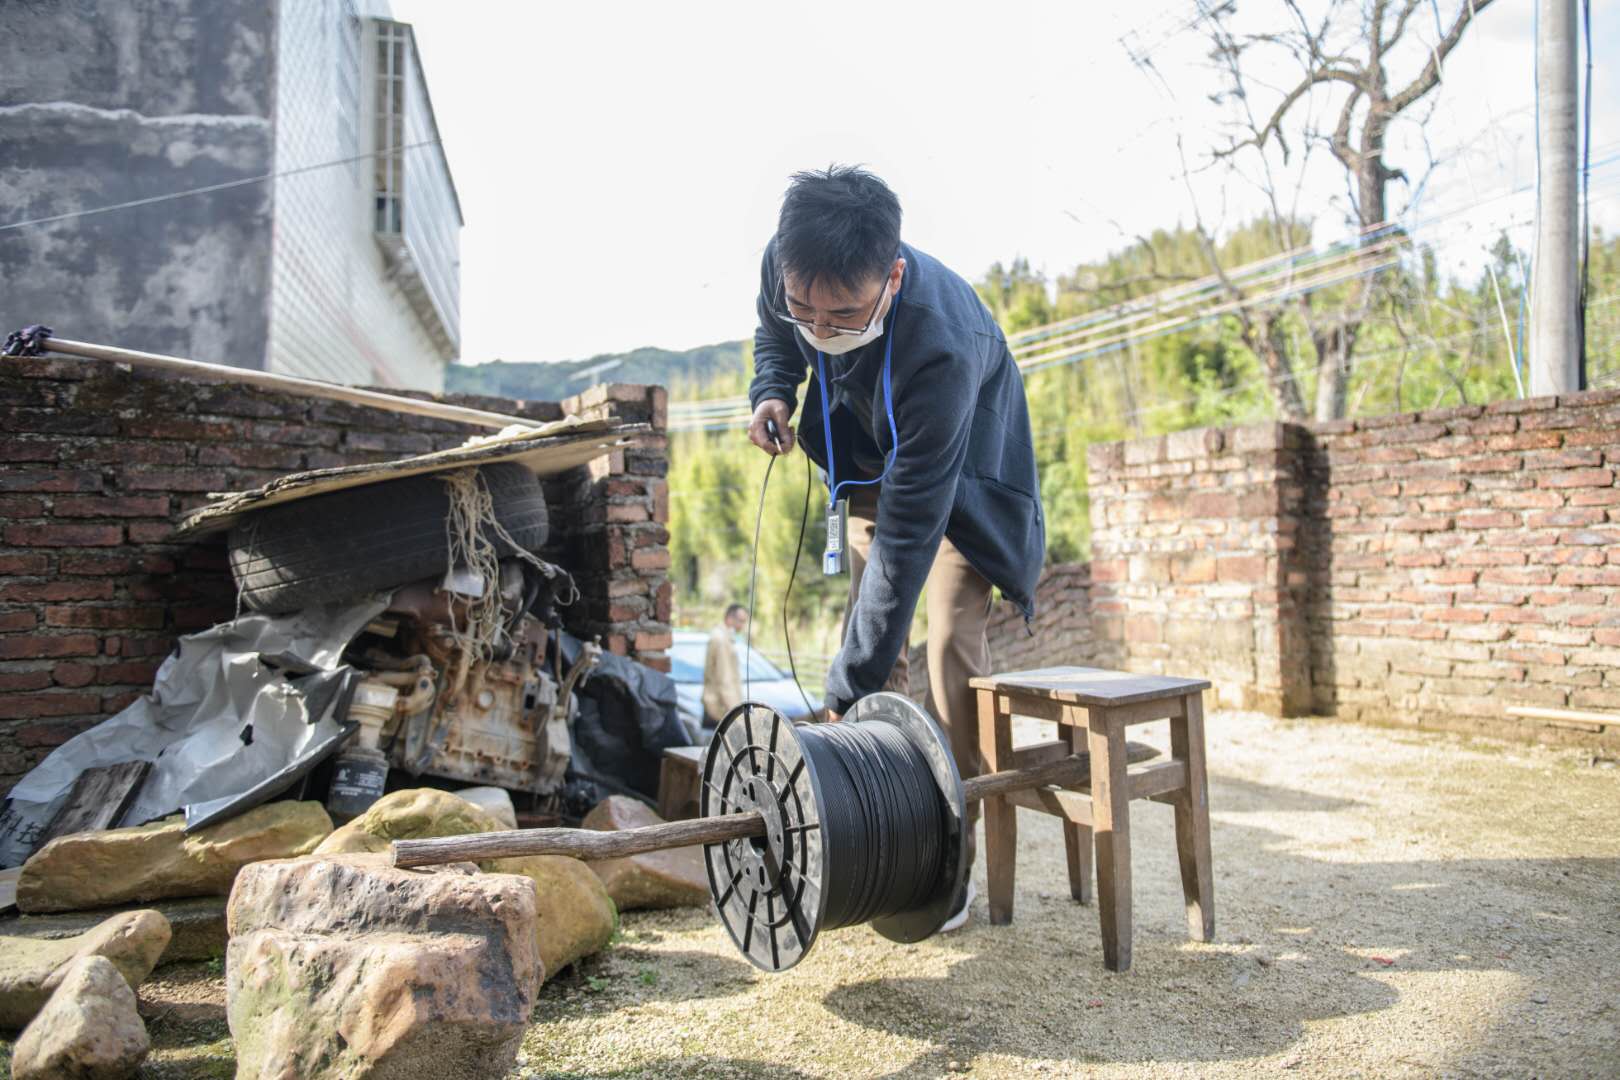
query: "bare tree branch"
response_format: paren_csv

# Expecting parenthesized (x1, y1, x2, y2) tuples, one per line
(1388, 0, 1426, 52)
(1388, 0, 1497, 113)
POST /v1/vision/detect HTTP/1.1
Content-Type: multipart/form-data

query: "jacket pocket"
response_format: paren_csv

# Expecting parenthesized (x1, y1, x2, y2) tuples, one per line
(949, 474, 1044, 611)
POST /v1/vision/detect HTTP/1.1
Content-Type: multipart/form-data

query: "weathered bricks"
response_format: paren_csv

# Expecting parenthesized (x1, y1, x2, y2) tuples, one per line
(1, 361, 671, 796)
(1076, 387, 1620, 747)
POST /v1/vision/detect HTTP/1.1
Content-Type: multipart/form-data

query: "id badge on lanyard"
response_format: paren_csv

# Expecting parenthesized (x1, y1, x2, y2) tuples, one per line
(823, 498, 849, 576)
(815, 278, 902, 578)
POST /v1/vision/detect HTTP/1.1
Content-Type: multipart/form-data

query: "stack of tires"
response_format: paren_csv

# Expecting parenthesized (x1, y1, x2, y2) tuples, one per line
(227, 463, 550, 613)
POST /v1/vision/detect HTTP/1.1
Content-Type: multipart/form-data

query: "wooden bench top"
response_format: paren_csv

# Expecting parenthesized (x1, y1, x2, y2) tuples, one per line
(969, 666, 1211, 707)
(664, 745, 705, 764)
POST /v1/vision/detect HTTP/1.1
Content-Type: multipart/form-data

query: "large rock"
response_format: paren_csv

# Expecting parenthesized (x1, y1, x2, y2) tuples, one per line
(582, 796, 710, 910)
(314, 788, 500, 854)
(0, 909, 170, 1029)
(316, 788, 616, 979)
(455, 786, 518, 829)
(495, 854, 617, 978)
(10, 954, 150, 1079)
(16, 801, 332, 914)
(226, 853, 538, 1080)
(0, 896, 228, 967)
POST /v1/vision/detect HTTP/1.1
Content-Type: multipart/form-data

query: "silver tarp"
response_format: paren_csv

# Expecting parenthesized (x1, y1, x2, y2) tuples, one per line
(0, 597, 386, 868)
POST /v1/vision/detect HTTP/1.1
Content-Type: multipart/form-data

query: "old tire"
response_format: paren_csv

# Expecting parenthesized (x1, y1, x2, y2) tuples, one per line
(228, 462, 549, 614)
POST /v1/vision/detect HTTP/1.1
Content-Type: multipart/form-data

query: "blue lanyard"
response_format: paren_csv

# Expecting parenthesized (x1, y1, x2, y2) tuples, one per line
(814, 285, 902, 509)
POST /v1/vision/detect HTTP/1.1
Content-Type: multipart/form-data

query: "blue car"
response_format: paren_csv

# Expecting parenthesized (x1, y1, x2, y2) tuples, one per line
(668, 630, 821, 739)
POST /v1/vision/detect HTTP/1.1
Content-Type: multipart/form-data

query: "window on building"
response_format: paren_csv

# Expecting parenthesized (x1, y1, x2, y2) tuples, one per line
(373, 21, 408, 235)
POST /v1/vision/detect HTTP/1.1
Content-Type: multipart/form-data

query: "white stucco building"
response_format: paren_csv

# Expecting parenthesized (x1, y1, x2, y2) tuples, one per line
(0, 0, 462, 391)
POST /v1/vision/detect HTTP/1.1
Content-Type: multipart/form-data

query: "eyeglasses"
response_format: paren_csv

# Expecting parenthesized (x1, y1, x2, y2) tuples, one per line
(775, 255, 899, 336)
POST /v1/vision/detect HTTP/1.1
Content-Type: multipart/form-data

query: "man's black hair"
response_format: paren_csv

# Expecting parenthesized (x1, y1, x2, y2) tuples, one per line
(776, 165, 902, 293)
(724, 603, 747, 619)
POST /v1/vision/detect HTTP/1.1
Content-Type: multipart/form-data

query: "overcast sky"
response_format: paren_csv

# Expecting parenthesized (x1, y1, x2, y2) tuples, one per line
(389, 0, 1618, 366)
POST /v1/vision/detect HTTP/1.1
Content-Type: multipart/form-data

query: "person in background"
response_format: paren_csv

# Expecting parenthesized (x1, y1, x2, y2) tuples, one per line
(702, 603, 749, 725)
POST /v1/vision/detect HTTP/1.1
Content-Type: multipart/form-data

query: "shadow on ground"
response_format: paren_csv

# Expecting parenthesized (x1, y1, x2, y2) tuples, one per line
(819, 772, 1619, 1073)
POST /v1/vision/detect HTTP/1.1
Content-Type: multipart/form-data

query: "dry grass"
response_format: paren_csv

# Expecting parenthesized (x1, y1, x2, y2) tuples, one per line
(5, 711, 1616, 1079)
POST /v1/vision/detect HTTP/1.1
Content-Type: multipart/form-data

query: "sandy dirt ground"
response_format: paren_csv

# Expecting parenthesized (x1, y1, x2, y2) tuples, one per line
(5, 711, 1617, 1079)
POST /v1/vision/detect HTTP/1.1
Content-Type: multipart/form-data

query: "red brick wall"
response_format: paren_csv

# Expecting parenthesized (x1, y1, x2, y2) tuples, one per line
(910, 562, 1095, 706)
(1303, 391, 1620, 744)
(1086, 422, 1313, 715)
(976, 388, 1619, 748)
(0, 357, 668, 795)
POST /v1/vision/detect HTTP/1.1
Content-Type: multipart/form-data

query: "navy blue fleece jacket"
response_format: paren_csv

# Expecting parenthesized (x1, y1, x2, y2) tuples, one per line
(749, 239, 1045, 715)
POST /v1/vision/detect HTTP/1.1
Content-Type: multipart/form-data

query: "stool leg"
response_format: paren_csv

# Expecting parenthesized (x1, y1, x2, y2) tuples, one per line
(1062, 721, 1091, 904)
(978, 688, 1016, 925)
(1171, 692, 1215, 942)
(1087, 711, 1132, 971)
(1063, 823, 1093, 905)
(658, 756, 698, 822)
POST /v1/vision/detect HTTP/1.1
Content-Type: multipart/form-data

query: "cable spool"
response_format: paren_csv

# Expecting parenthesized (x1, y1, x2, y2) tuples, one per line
(699, 692, 967, 972)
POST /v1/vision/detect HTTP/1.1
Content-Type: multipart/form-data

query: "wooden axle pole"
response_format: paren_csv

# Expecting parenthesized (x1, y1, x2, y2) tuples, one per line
(390, 753, 1102, 869)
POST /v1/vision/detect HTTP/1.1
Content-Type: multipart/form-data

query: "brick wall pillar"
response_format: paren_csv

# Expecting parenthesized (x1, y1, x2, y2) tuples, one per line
(548, 384, 672, 671)
(1087, 422, 1312, 713)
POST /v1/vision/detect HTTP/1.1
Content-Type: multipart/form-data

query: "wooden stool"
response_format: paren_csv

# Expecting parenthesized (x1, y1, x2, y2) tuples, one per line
(657, 745, 704, 821)
(971, 666, 1214, 971)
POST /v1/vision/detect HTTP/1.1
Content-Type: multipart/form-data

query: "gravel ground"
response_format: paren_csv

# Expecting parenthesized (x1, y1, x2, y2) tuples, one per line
(5, 711, 1617, 1079)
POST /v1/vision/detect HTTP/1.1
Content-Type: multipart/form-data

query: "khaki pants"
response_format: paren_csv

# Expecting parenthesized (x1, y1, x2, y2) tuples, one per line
(844, 487, 993, 869)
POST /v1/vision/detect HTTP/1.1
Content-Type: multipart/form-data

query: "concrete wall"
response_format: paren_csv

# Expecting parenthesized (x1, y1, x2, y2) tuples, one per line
(266, 0, 453, 390)
(0, 0, 457, 390)
(0, 357, 670, 797)
(0, 0, 276, 367)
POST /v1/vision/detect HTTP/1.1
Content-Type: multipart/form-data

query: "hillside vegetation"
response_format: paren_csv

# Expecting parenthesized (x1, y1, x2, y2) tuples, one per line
(447, 227, 1620, 668)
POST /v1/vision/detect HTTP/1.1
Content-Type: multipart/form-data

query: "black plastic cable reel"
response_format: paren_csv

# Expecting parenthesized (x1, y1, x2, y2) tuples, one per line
(699, 693, 968, 973)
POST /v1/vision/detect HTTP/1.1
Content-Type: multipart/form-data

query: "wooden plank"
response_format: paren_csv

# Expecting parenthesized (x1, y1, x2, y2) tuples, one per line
(1089, 697, 1186, 728)
(997, 694, 1076, 725)
(971, 666, 1211, 707)
(1126, 761, 1190, 801)
(45, 336, 544, 431)
(37, 761, 151, 847)
(1006, 786, 1094, 825)
(1172, 692, 1216, 942)
(1010, 739, 1071, 770)
(1064, 820, 1093, 904)
(979, 687, 1018, 926)
(1089, 716, 1133, 971)
(1063, 724, 1092, 902)
(658, 745, 704, 821)
(965, 741, 1159, 802)
(1506, 705, 1612, 733)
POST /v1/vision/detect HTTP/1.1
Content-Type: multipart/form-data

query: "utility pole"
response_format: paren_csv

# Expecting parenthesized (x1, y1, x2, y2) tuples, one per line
(1529, 0, 1581, 396)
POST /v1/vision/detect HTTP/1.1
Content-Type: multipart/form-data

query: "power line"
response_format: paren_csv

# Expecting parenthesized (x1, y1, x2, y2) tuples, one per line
(0, 139, 443, 233)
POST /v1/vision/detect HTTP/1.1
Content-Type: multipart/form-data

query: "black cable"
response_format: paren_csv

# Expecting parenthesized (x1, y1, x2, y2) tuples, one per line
(745, 417, 820, 720)
(782, 451, 820, 721)
(744, 451, 775, 703)
(797, 720, 947, 929)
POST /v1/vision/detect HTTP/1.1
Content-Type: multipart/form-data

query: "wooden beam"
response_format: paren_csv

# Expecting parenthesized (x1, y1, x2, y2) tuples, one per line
(1506, 705, 1613, 733)
(1127, 761, 1189, 801)
(392, 812, 766, 867)
(40, 337, 541, 431)
(1006, 786, 1094, 826)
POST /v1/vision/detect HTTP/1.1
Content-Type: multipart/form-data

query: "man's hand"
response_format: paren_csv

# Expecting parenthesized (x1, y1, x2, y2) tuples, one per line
(748, 399, 795, 456)
(826, 710, 841, 723)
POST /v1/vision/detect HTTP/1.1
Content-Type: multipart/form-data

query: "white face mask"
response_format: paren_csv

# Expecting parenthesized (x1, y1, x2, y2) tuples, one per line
(797, 285, 890, 355)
